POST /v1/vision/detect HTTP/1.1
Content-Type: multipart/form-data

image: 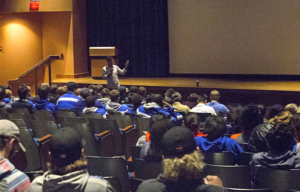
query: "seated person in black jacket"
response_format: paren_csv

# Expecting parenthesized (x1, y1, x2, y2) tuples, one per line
(11, 85, 33, 113)
(137, 127, 227, 192)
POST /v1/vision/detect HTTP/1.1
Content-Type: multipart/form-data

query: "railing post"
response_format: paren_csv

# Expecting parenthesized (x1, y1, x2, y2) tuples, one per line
(35, 68, 38, 96)
(48, 59, 52, 86)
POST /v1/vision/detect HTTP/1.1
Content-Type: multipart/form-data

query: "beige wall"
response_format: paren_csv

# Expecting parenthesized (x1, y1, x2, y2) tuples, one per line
(168, 0, 300, 75)
(0, 13, 43, 85)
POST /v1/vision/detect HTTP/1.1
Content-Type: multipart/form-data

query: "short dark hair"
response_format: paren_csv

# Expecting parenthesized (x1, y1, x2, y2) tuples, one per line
(18, 85, 29, 100)
(38, 85, 50, 100)
(198, 94, 207, 103)
(165, 88, 175, 98)
(49, 85, 58, 95)
(110, 90, 120, 102)
(0, 86, 5, 100)
(210, 90, 220, 101)
(106, 56, 113, 61)
(152, 94, 163, 107)
(129, 86, 138, 93)
(137, 86, 146, 97)
(88, 85, 95, 95)
(188, 93, 198, 102)
(85, 96, 95, 108)
(266, 123, 295, 152)
(101, 88, 110, 98)
(67, 82, 78, 92)
(80, 89, 91, 99)
(241, 105, 263, 131)
(203, 116, 227, 140)
(94, 84, 103, 94)
(184, 113, 200, 135)
(171, 92, 182, 102)
(131, 94, 143, 110)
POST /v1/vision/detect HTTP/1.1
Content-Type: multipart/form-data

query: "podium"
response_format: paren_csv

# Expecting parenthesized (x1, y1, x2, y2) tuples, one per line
(89, 47, 119, 78)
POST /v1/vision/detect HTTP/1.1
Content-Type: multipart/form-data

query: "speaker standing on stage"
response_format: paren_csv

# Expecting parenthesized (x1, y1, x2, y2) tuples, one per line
(103, 56, 129, 89)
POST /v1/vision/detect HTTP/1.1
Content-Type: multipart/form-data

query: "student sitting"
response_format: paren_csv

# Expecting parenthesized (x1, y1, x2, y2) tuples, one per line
(33, 85, 58, 115)
(104, 90, 129, 114)
(83, 96, 106, 116)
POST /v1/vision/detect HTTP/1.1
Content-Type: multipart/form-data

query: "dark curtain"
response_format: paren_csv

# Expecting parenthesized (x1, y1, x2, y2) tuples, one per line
(87, 0, 169, 77)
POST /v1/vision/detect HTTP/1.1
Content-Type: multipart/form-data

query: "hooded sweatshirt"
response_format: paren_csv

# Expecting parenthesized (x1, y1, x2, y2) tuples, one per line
(251, 150, 300, 170)
(98, 98, 111, 106)
(83, 107, 106, 116)
(33, 99, 58, 115)
(195, 136, 244, 156)
(30, 169, 115, 192)
(0, 156, 30, 192)
(0, 101, 11, 109)
(104, 101, 128, 114)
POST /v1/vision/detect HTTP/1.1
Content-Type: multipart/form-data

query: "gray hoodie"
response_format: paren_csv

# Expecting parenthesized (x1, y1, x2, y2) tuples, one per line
(30, 169, 115, 192)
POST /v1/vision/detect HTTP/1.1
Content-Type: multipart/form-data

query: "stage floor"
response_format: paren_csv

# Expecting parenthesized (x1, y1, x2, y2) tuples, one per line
(52, 76, 300, 92)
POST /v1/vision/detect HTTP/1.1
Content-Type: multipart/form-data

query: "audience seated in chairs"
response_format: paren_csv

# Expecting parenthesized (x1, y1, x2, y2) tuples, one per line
(104, 89, 129, 114)
(226, 104, 245, 135)
(30, 127, 116, 192)
(231, 105, 263, 144)
(248, 110, 293, 153)
(195, 115, 243, 156)
(0, 120, 30, 191)
(190, 94, 217, 116)
(207, 90, 229, 118)
(182, 93, 198, 109)
(4, 88, 13, 103)
(137, 126, 227, 192)
(140, 116, 174, 162)
(57, 81, 82, 111)
(33, 85, 58, 115)
(126, 93, 143, 115)
(251, 123, 300, 170)
(184, 112, 206, 137)
(83, 96, 106, 116)
(97, 88, 111, 106)
(75, 88, 102, 113)
(92, 84, 104, 100)
(118, 86, 129, 104)
(11, 85, 33, 113)
(0, 85, 12, 109)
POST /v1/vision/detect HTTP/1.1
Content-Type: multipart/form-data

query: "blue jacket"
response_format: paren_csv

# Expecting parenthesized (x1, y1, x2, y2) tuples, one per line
(195, 136, 243, 156)
(103, 102, 129, 114)
(57, 92, 82, 111)
(3, 98, 11, 103)
(33, 99, 58, 115)
(126, 104, 137, 115)
(206, 102, 229, 118)
(83, 107, 106, 115)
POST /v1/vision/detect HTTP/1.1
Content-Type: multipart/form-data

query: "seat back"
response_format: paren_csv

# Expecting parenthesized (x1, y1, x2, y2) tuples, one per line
(130, 178, 144, 192)
(8, 113, 31, 128)
(82, 113, 103, 122)
(195, 112, 211, 122)
(19, 127, 42, 171)
(33, 110, 53, 116)
(135, 158, 162, 180)
(203, 164, 251, 188)
(108, 113, 133, 129)
(255, 166, 300, 192)
(238, 152, 255, 165)
(87, 156, 131, 192)
(31, 121, 59, 138)
(37, 134, 52, 172)
(11, 119, 28, 129)
(136, 117, 150, 136)
(56, 110, 76, 118)
(226, 189, 273, 192)
(202, 151, 236, 165)
(57, 116, 86, 124)
(104, 177, 122, 192)
(32, 114, 56, 122)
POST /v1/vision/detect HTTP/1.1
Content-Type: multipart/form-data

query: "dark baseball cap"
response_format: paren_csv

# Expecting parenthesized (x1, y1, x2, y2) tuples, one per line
(50, 127, 82, 166)
(161, 126, 196, 158)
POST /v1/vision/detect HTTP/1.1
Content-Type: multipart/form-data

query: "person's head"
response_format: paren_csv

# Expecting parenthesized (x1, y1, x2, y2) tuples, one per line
(241, 105, 263, 132)
(41, 83, 49, 87)
(130, 93, 143, 110)
(266, 123, 295, 153)
(0, 120, 26, 159)
(110, 89, 120, 102)
(137, 86, 146, 98)
(149, 113, 169, 129)
(292, 113, 300, 138)
(210, 90, 220, 102)
(118, 86, 128, 98)
(101, 88, 110, 98)
(257, 104, 267, 119)
(198, 94, 208, 104)
(203, 115, 227, 141)
(266, 104, 284, 120)
(147, 119, 174, 161)
(184, 113, 200, 136)
(88, 85, 96, 95)
(18, 85, 29, 100)
(74, 88, 81, 97)
(188, 93, 198, 102)
(161, 127, 204, 181)
(56, 86, 65, 97)
(284, 103, 298, 115)
(85, 96, 95, 108)
(26, 86, 32, 96)
(129, 86, 138, 94)
(80, 88, 91, 100)
(4, 85, 11, 90)
(165, 88, 175, 99)
(269, 111, 293, 124)
(0, 86, 5, 101)
(171, 92, 182, 103)
(5, 89, 12, 99)
(38, 85, 50, 100)
(49, 127, 86, 175)
(94, 84, 103, 95)
(151, 94, 163, 107)
(67, 82, 78, 93)
(49, 85, 58, 95)
(106, 56, 114, 67)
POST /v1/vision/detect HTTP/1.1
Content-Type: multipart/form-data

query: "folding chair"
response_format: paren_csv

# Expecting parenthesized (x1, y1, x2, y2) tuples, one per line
(134, 158, 162, 180)
(202, 151, 236, 165)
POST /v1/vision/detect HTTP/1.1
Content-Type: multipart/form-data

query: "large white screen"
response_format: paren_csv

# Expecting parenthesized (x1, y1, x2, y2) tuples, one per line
(168, 0, 300, 75)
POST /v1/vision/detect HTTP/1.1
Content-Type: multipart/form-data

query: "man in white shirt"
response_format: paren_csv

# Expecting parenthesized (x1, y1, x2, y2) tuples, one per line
(103, 57, 129, 89)
(190, 94, 216, 115)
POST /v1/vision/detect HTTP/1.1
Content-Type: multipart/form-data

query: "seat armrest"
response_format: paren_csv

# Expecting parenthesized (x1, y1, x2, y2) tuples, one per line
(37, 134, 51, 144)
